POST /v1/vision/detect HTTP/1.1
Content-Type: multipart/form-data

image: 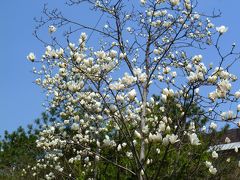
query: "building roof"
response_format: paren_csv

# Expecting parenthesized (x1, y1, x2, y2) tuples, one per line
(209, 142, 240, 151)
(208, 128, 240, 151)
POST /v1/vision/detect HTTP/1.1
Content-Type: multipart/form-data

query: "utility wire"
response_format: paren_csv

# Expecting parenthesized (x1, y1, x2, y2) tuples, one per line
(87, 12, 104, 43)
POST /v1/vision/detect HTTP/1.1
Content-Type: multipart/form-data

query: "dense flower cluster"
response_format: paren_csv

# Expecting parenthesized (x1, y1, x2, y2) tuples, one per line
(26, 0, 240, 179)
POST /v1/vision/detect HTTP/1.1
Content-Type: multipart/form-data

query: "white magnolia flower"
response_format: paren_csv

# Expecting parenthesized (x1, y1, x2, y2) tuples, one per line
(27, 52, 36, 62)
(207, 75, 217, 83)
(210, 122, 217, 130)
(134, 130, 142, 139)
(117, 144, 122, 151)
(218, 79, 232, 92)
(48, 25, 57, 34)
(126, 27, 132, 32)
(158, 75, 164, 81)
(162, 88, 174, 97)
(189, 133, 201, 145)
(159, 122, 166, 132)
(192, 55, 202, 64)
(80, 32, 87, 41)
(122, 142, 127, 147)
(171, 71, 177, 78)
(116, 94, 125, 102)
(168, 134, 179, 144)
(235, 91, 240, 98)
(195, 88, 199, 94)
(221, 111, 235, 121)
(71, 123, 79, 131)
(109, 50, 117, 58)
(225, 137, 231, 144)
(109, 104, 117, 112)
(156, 0, 165, 4)
(185, 1, 191, 10)
(109, 82, 125, 90)
(128, 89, 137, 101)
(163, 67, 171, 74)
(59, 68, 66, 76)
(138, 73, 147, 83)
(153, 49, 161, 55)
(216, 25, 228, 34)
(170, 0, 180, 6)
(162, 137, 169, 146)
(119, 52, 126, 59)
(133, 67, 142, 76)
(209, 166, 217, 175)
(189, 122, 195, 131)
(202, 126, 206, 132)
(235, 147, 238, 153)
(205, 161, 212, 168)
(103, 137, 116, 147)
(126, 152, 133, 158)
(149, 133, 162, 142)
(140, 0, 146, 5)
(122, 73, 137, 85)
(212, 151, 218, 159)
(64, 120, 70, 124)
(161, 94, 167, 102)
(125, 14, 131, 20)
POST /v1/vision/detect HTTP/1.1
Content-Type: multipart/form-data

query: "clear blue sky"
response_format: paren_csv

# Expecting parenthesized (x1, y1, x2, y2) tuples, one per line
(0, 0, 240, 135)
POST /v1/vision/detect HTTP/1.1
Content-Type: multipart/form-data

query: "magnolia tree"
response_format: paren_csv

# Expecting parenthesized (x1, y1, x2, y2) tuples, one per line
(26, 0, 240, 179)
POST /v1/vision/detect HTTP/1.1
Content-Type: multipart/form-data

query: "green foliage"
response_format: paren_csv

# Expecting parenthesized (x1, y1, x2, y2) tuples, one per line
(54, 96, 237, 179)
(0, 110, 58, 179)
(0, 101, 239, 179)
(0, 127, 36, 179)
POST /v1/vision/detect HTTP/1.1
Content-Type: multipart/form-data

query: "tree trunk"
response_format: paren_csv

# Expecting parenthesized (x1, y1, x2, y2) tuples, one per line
(140, 85, 147, 180)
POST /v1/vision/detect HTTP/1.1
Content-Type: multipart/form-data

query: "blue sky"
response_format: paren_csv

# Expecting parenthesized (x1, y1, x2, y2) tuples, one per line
(0, 0, 240, 135)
